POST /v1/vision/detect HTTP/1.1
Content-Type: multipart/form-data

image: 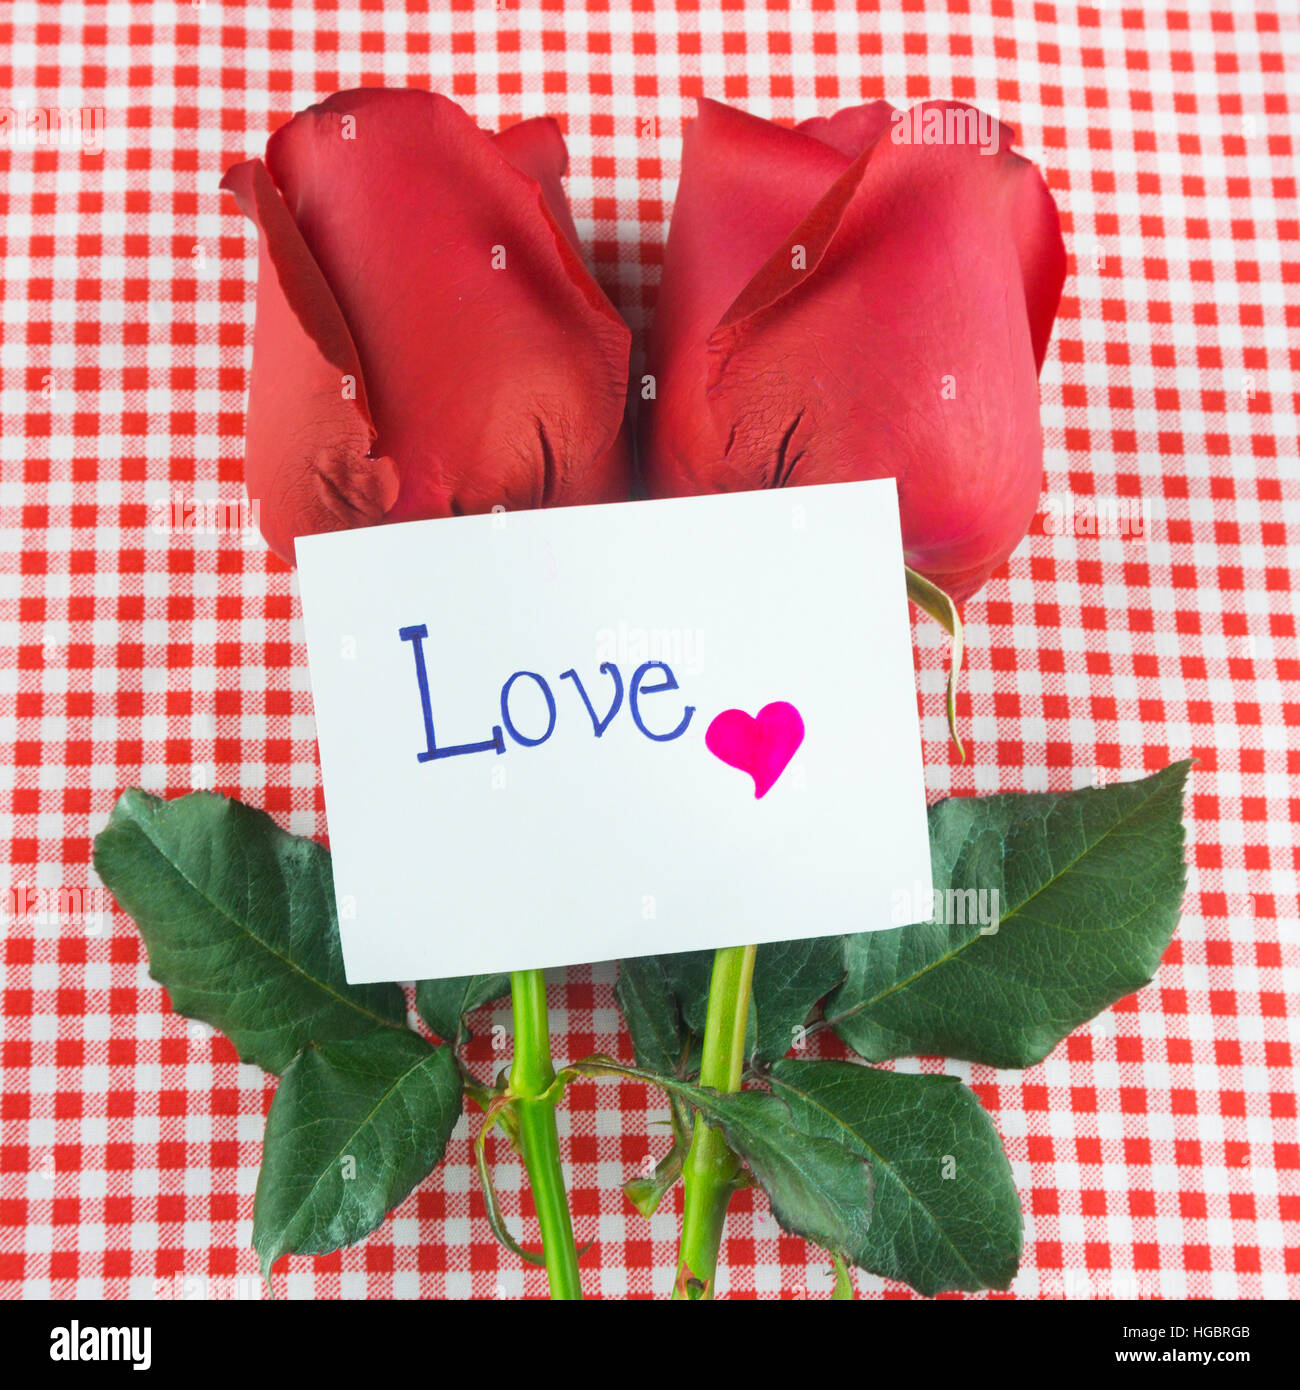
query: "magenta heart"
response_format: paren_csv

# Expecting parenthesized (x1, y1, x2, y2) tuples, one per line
(705, 702, 805, 800)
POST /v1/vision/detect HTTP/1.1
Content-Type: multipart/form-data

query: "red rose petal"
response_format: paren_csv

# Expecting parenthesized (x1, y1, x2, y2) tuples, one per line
(706, 102, 1064, 599)
(796, 101, 896, 159)
(641, 97, 855, 494)
(220, 157, 399, 564)
(263, 89, 630, 523)
(642, 98, 1065, 603)
(493, 115, 582, 251)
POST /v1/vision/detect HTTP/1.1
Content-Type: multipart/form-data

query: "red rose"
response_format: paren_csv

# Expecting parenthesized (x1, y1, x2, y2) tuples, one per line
(640, 98, 1065, 604)
(222, 89, 631, 564)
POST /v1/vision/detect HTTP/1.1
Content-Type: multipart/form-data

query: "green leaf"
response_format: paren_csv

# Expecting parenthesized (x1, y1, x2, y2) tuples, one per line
(616, 939, 841, 1075)
(93, 789, 405, 1073)
(613, 957, 701, 1211)
(416, 973, 510, 1047)
(253, 1030, 463, 1281)
(622, 1089, 693, 1218)
(752, 937, 846, 1063)
(665, 950, 755, 1057)
(623, 1135, 688, 1219)
(563, 1057, 872, 1265)
(674, 1084, 873, 1265)
(615, 956, 698, 1076)
(657, 949, 715, 1036)
(767, 1059, 1021, 1296)
(829, 762, 1191, 1068)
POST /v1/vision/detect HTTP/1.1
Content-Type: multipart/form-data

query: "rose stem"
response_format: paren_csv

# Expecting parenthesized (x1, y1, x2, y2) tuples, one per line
(509, 969, 583, 1300)
(673, 943, 757, 1300)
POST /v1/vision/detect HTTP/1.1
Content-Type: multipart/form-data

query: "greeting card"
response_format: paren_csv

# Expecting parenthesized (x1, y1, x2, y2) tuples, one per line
(296, 479, 931, 982)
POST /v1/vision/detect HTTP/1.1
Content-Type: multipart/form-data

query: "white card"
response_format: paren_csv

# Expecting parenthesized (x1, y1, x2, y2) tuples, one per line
(295, 479, 931, 983)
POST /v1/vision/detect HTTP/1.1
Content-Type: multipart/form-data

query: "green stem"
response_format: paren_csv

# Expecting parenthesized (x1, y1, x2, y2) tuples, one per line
(673, 943, 757, 1300)
(509, 969, 582, 1301)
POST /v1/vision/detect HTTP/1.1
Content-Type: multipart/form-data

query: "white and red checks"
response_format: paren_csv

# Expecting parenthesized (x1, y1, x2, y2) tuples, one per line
(1, 0, 1296, 1301)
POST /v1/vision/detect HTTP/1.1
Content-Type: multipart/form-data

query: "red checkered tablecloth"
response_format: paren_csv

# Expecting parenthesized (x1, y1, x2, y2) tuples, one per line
(1, 0, 1296, 1301)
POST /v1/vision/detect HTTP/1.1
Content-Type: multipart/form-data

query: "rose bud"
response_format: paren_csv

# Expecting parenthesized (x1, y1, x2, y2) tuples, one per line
(222, 88, 632, 564)
(640, 97, 1065, 608)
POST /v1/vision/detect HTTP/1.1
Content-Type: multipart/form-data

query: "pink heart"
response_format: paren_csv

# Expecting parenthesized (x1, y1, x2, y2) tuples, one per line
(705, 702, 805, 800)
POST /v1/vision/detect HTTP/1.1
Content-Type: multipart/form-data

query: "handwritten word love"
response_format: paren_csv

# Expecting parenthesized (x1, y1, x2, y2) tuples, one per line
(399, 624, 696, 762)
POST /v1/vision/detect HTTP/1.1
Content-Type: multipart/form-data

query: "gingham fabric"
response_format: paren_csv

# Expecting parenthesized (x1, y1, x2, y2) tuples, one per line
(1, 0, 1296, 1302)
